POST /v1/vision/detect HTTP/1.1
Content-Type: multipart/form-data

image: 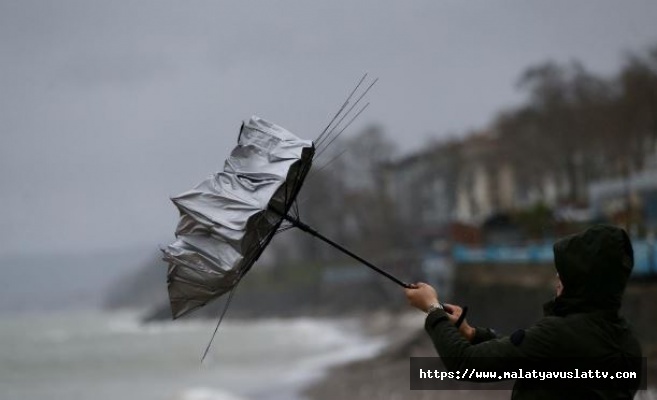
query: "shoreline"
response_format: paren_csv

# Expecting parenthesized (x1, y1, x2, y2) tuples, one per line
(301, 311, 657, 400)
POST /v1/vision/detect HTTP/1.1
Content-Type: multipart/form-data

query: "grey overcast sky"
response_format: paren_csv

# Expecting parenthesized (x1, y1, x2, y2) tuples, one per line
(1, 0, 656, 256)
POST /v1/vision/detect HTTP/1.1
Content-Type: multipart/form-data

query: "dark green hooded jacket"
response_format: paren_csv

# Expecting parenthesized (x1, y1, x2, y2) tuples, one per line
(425, 225, 642, 399)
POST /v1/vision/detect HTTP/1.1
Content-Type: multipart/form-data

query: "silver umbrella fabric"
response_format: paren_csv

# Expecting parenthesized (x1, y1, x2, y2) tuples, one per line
(161, 76, 412, 333)
(162, 116, 314, 319)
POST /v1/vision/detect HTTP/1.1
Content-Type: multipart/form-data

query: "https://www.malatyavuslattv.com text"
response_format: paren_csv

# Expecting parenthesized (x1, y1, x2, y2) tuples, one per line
(409, 357, 646, 390)
(419, 368, 637, 381)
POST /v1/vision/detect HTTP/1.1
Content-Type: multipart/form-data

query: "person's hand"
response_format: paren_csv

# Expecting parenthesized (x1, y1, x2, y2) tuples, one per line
(404, 282, 439, 312)
(443, 303, 476, 342)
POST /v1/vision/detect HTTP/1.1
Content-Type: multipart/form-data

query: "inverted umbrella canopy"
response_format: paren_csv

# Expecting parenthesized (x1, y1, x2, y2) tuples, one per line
(162, 76, 416, 360)
(162, 116, 314, 319)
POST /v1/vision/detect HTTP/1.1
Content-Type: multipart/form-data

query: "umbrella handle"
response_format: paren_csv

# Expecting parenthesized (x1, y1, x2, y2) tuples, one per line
(278, 211, 414, 289)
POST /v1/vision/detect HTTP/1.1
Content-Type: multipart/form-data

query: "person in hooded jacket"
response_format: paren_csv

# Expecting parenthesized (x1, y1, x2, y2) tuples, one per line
(405, 225, 643, 399)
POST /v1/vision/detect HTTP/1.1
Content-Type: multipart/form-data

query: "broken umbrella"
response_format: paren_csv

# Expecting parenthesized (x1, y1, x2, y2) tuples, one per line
(161, 76, 415, 360)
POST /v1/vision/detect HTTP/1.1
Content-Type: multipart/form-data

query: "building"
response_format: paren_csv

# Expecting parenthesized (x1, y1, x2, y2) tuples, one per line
(382, 139, 460, 235)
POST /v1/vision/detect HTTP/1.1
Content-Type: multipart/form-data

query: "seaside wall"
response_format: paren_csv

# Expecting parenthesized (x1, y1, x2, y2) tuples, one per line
(451, 262, 657, 347)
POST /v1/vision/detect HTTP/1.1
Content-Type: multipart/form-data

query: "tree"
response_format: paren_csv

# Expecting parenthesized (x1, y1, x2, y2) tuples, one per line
(615, 46, 657, 172)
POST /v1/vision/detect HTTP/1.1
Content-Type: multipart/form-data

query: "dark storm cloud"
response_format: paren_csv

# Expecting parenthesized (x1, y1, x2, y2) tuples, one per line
(0, 0, 656, 255)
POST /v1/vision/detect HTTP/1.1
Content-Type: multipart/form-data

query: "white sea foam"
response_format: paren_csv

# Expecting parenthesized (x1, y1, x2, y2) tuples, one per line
(2, 311, 389, 400)
(636, 388, 657, 400)
(106, 313, 213, 335)
(172, 387, 247, 400)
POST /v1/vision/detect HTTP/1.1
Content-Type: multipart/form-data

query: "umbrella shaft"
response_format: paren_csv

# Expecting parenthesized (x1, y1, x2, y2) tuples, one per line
(278, 212, 412, 288)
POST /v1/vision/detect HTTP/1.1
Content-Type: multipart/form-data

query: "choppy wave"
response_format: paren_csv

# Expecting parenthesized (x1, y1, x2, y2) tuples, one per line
(172, 387, 247, 400)
(4, 310, 389, 400)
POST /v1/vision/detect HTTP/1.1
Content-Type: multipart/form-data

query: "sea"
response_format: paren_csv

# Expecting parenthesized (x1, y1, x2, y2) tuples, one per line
(0, 311, 387, 400)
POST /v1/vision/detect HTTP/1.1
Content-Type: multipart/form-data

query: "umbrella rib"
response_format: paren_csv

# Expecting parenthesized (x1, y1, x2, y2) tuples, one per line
(317, 78, 379, 146)
(291, 162, 307, 218)
(294, 162, 307, 217)
(295, 161, 342, 207)
(285, 149, 313, 220)
(201, 284, 239, 363)
(305, 147, 348, 184)
(170, 274, 216, 291)
(276, 225, 295, 234)
(316, 73, 368, 144)
(315, 102, 370, 160)
(316, 77, 378, 151)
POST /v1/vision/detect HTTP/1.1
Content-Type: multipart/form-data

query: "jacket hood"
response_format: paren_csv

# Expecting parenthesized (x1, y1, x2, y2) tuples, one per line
(548, 225, 633, 315)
